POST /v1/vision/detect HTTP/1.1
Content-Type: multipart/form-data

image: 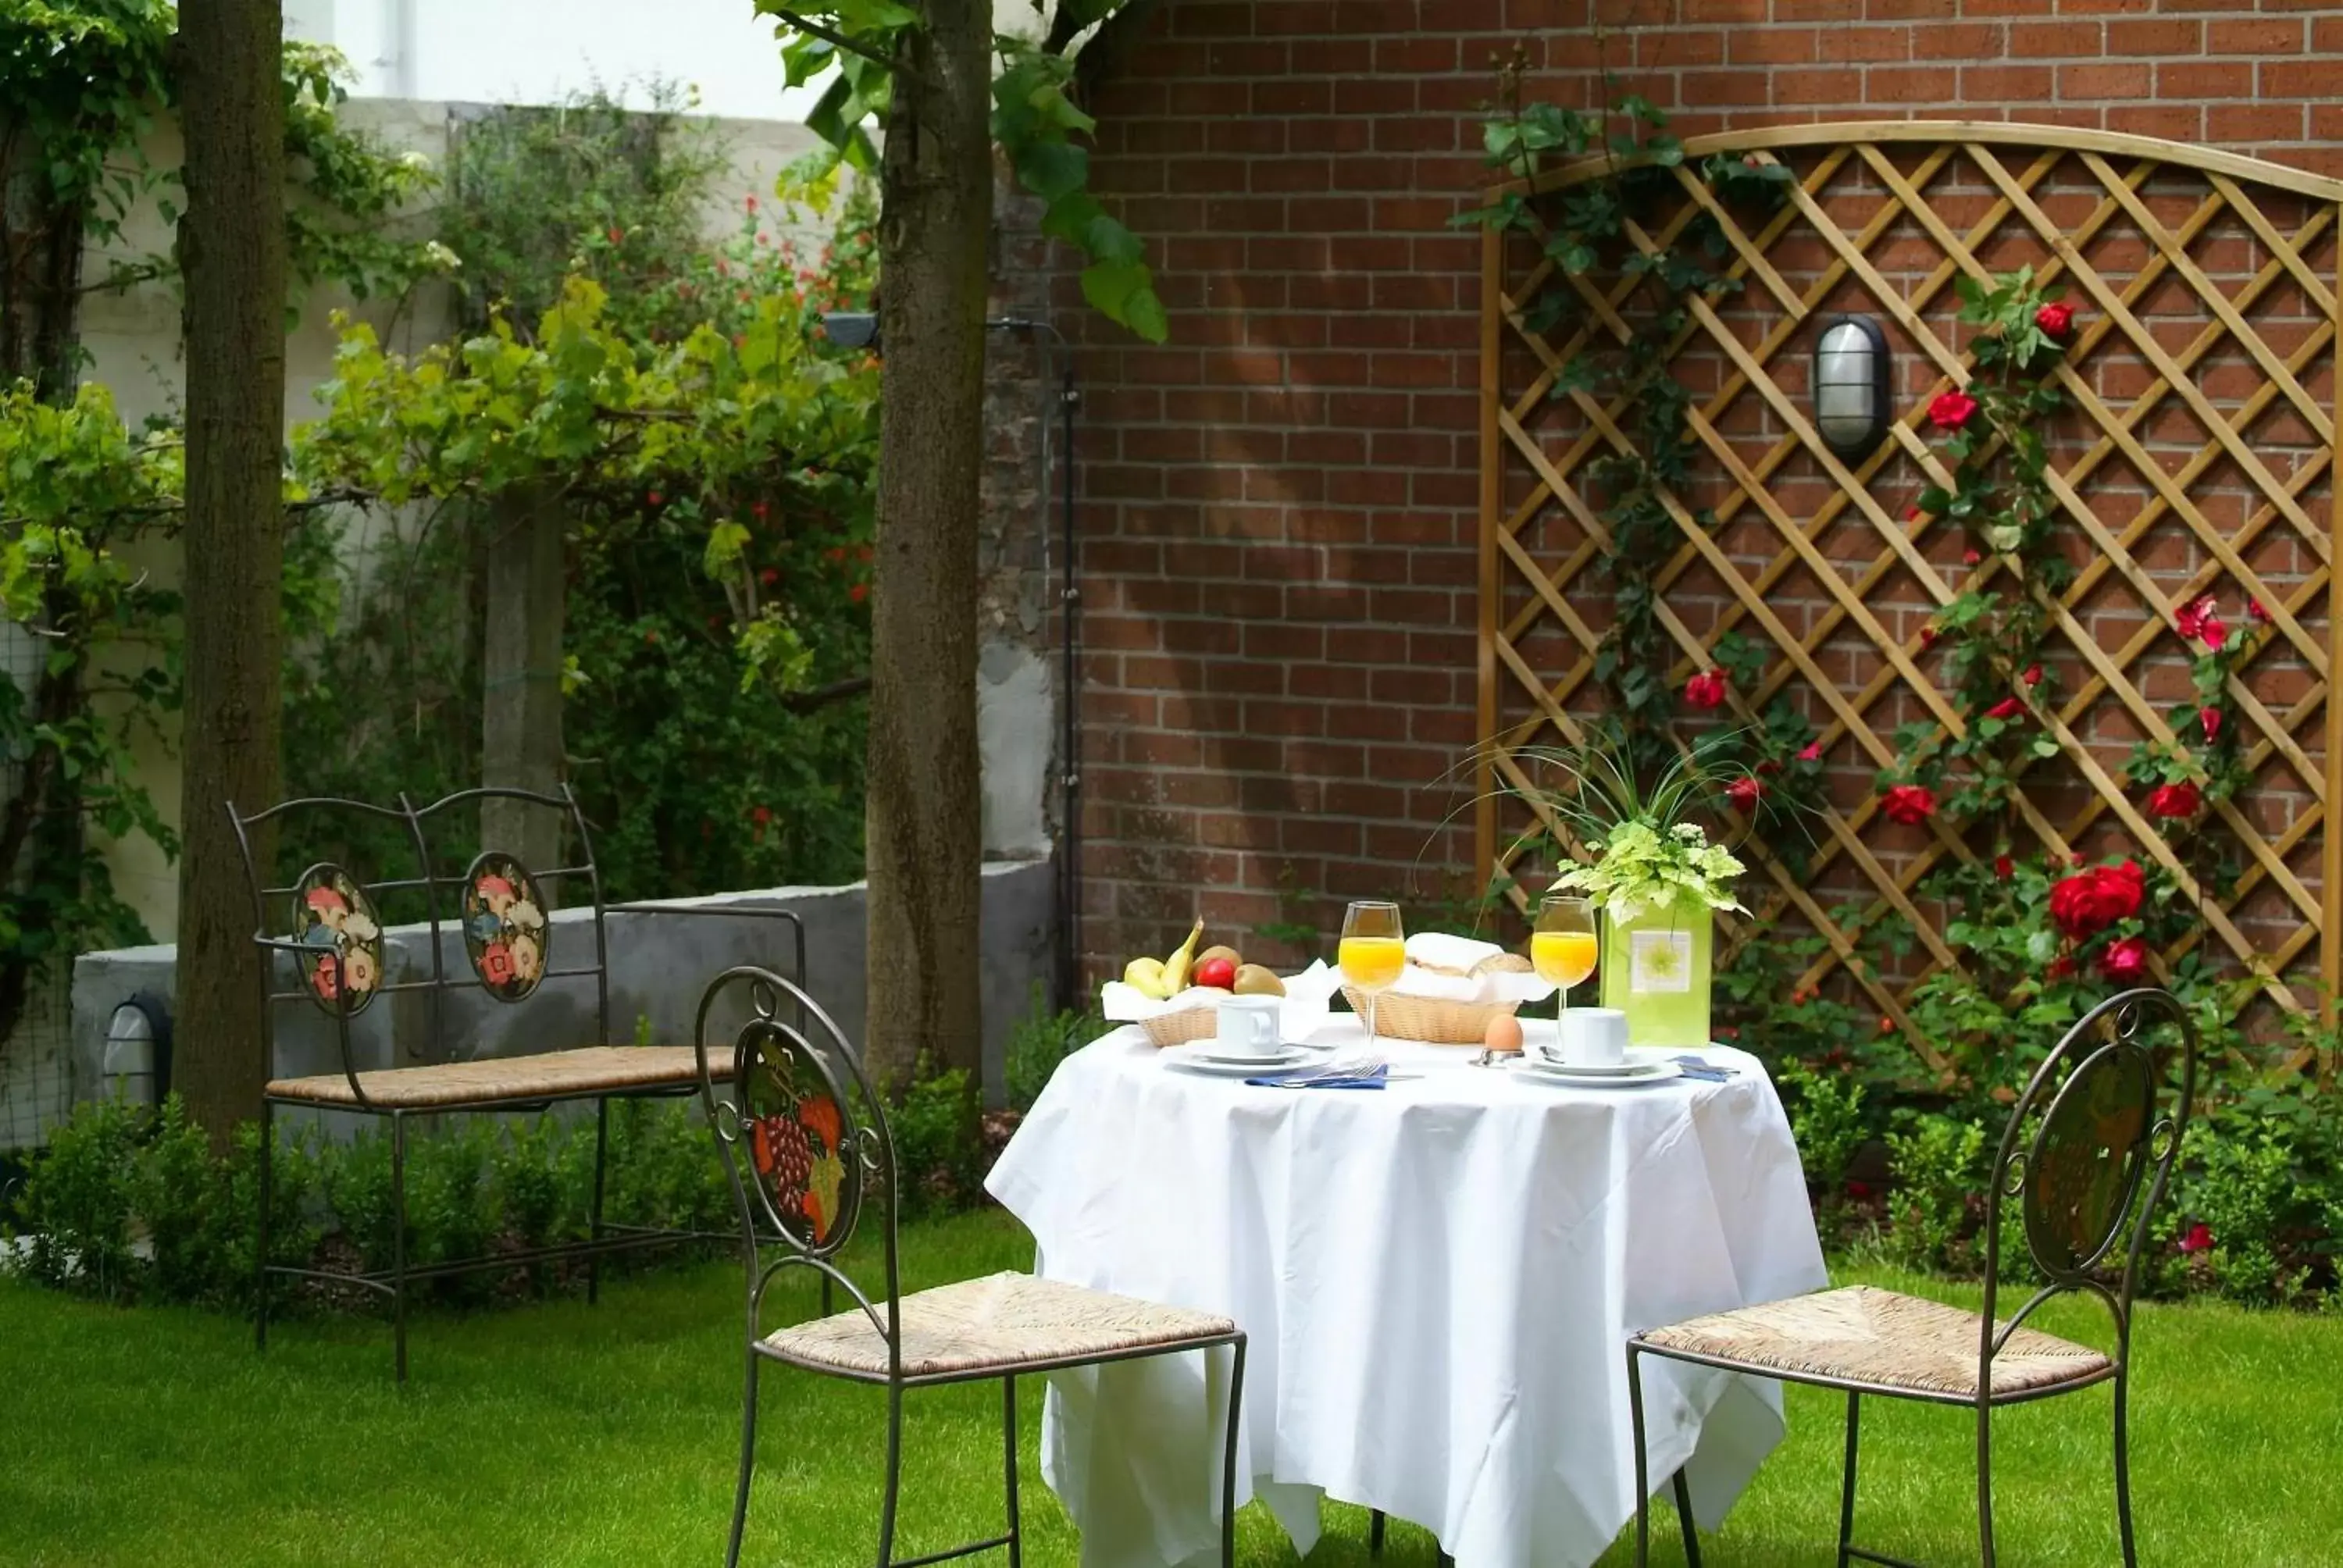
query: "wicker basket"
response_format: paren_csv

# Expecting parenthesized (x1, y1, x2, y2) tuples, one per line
(1139, 1000, 1229, 1047)
(1343, 951, 1532, 1046)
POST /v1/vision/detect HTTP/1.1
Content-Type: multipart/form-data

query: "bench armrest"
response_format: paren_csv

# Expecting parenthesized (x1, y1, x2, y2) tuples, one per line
(603, 901, 809, 991)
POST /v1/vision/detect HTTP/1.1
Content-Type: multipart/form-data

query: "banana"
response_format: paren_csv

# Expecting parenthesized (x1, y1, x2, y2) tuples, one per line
(1123, 956, 1172, 1000)
(1161, 917, 1205, 993)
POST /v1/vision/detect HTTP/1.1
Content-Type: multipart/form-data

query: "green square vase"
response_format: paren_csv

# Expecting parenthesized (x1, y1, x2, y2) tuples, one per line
(1598, 893, 1714, 1049)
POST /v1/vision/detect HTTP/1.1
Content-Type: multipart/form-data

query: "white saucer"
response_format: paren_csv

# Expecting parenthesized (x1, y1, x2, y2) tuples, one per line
(1519, 1049, 1675, 1078)
(1511, 1057, 1681, 1087)
(1171, 1046, 1313, 1075)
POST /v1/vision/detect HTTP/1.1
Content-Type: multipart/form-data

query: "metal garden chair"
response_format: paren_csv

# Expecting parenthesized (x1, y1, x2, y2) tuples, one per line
(694, 964, 1249, 1568)
(1624, 985, 2197, 1568)
(236, 784, 804, 1381)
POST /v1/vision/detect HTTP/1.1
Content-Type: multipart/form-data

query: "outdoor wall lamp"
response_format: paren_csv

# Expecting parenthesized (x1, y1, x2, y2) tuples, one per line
(102, 992, 172, 1106)
(821, 311, 880, 349)
(1813, 313, 1892, 458)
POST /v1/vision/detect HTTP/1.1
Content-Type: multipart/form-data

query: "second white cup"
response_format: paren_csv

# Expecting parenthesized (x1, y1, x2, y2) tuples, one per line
(1535, 1007, 1628, 1068)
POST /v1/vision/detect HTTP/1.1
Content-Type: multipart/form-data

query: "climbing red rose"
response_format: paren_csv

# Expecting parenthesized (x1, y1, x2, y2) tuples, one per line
(2099, 935, 2150, 982)
(2199, 706, 2222, 743)
(1684, 668, 1729, 710)
(2174, 594, 2217, 641)
(2021, 664, 2042, 687)
(1881, 783, 1937, 825)
(1928, 390, 1978, 431)
(1727, 775, 1763, 811)
(2035, 301, 2075, 340)
(1796, 739, 1823, 762)
(1985, 696, 2024, 721)
(2148, 780, 2202, 819)
(1995, 854, 2014, 881)
(2049, 859, 2145, 941)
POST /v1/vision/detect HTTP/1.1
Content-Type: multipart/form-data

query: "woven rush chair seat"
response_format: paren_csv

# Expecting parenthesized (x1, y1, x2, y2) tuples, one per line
(1639, 1284, 2112, 1400)
(266, 1046, 705, 1110)
(762, 1270, 1239, 1382)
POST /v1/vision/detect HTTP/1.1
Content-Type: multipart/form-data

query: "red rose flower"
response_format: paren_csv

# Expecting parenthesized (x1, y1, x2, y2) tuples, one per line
(1920, 625, 1939, 647)
(2148, 780, 2202, 819)
(2248, 597, 2270, 623)
(2202, 615, 2227, 650)
(2035, 301, 2075, 340)
(1985, 696, 2024, 721)
(2199, 706, 2222, 743)
(2178, 1222, 2213, 1255)
(1684, 668, 1730, 710)
(849, 583, 869, 604)
(1797, 739, 1823, 762)
(2099, 935, 2150, 982)
(1962, 549, 1981, 566)
(2047, 954, 2077, 980)
(1881, 783, 1938, 825)
(1727, 775, 1763, 811)
(1929, 390, 1978, 431)
(2049, 859, 2145, 941)
(1995, 854, 2014, 881)
(2022, 664, 2042, 687)
(2174, 595, 2216, 640)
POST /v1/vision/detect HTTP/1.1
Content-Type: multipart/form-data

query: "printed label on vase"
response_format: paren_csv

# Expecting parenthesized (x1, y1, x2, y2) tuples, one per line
(1629, 928, 1694, 993)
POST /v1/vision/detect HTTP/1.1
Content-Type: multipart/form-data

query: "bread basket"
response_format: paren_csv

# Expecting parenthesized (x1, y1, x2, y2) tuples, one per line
(1342, 951, 1532, 1045)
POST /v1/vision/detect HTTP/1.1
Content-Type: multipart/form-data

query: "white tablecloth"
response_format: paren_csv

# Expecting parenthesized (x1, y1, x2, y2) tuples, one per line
(983, 1021, 1828, 1568)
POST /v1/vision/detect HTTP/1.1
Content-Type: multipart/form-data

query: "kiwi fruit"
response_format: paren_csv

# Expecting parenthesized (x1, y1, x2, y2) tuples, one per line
(1197, 944, 1243, 971)
(1232, 964, 1285, 997)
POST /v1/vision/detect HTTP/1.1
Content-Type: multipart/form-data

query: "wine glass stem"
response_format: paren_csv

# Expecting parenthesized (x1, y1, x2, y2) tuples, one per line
(1366, 992, 1378, 1049)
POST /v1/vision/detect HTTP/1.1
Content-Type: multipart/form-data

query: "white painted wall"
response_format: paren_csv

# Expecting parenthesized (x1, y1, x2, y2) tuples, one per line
(287, 0, 825, 123)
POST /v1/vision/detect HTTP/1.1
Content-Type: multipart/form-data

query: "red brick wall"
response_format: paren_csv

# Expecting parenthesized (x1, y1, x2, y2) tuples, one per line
(1058, 0, 2343, 978)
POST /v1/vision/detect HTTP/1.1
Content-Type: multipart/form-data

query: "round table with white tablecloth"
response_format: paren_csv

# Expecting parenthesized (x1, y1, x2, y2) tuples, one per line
(982, 1020, 1829, 1568)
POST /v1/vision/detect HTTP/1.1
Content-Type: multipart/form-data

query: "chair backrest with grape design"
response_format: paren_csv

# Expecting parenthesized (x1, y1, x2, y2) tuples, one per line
(694, 965, 900, 1363)
(1977, 985, 2196, 1388)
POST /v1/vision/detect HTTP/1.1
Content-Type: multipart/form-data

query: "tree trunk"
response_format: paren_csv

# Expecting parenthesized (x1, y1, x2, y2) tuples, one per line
(173, 0, 287, 1145)
(864, 0, 993, 1092)
(480, 486, 566, 879)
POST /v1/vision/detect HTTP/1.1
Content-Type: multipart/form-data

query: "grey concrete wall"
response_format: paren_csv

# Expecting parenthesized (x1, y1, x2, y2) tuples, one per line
(71, 858, 1053, 1121)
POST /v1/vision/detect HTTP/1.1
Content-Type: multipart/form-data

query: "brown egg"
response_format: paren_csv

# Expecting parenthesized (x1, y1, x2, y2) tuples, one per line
(1483, 1013, 1525, 1055)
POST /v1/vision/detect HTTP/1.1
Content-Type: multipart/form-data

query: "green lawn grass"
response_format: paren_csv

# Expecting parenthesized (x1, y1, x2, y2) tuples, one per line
(2, 1206, 2337, 1566)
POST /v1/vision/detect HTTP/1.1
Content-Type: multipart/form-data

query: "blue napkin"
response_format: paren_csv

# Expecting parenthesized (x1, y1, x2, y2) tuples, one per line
(1246, 1063, 1389, 1090)
(1672, 1054, 1738, 1083)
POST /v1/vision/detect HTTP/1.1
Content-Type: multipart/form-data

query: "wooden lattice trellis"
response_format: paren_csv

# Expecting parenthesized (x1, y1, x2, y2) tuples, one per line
(1475, 123, 2343, 1073)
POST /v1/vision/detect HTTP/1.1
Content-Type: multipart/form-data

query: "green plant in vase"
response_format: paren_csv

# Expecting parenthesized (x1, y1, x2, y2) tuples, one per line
(1514, 736, 1749, 1049)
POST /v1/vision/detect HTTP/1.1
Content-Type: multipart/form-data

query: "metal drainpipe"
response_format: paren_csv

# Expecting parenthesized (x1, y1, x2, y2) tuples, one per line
(1058, 365, 1082, 1012)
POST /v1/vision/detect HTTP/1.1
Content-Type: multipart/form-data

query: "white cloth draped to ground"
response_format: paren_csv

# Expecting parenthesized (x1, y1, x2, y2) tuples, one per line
(984, 1023, 1829, 1568)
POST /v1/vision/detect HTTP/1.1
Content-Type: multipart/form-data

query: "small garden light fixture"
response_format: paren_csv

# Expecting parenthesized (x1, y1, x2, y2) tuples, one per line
(1813, 313, 1892, 458)
(102, 992, 172, 1106)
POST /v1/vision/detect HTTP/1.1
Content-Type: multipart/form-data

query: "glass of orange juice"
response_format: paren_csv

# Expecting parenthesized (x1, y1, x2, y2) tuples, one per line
(1532, 893, 1599, 1052)
(1339, 900, 1406, 1049)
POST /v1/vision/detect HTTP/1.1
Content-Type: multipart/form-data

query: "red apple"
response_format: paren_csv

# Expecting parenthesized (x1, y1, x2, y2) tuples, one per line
(1192, 955, 1237, 991)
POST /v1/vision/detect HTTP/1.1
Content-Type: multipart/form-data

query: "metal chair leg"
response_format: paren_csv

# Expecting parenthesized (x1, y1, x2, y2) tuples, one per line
(1976, 1398, 1995, 1568)
(255, 1099, 273, 1353)
(1222, 1337, 1246, 1568)
(588, 1096, 610, 1306)
(391, 1110, 409, 1385)
(1838, 1390, 1861, 1568)
(1671, 1468, 1703, 1568)
(1003, 1375, 1023, 1568)
(728, 1349, 761, 1568)
(2113, 1367, 2138, 1568)
(876, 1381, 905, 1568)
(1628, 1343, 1651, 1567)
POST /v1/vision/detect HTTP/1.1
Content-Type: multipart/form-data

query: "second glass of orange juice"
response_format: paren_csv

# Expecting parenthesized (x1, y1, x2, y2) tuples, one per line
(1532, 893, 1598, 1052)
(1339, 900, 1405, 1048)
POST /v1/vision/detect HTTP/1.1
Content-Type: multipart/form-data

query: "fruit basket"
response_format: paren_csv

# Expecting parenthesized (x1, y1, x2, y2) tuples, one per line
(1139, 1003, 1225, 1048)
(1113, 921, 1289, 1048)
(1342, 953, 1532, 1046)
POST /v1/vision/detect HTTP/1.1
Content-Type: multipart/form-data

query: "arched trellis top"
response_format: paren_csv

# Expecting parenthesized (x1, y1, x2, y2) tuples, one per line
(1496, 119, 2343, 205)
(1475, 119, 2343, 1068)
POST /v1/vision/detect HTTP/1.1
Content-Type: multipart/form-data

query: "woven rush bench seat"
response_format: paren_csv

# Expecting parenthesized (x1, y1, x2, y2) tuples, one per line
(266, 1046, 706, 1110)
(762, 1270, 1239, 1383)
(1638, 1284, 2113, 1400)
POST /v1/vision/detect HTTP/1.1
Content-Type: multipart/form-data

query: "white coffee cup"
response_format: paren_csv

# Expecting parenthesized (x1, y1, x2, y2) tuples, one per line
(1534, 1007, 1628, 1069)
(1214, 993, 1283, 1057)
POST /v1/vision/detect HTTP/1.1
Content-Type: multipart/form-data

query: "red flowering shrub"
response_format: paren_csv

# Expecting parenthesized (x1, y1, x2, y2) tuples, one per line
(2148, 780, 2202, 819)
(2034, 301, 2075, 340)
(1928, 390, 1977, 430)
(1683, 668, 1729, 710)
(1881, 783, 1937, 825)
